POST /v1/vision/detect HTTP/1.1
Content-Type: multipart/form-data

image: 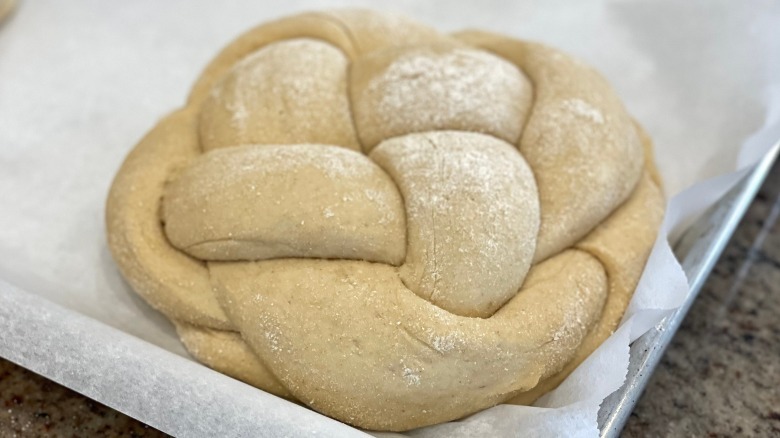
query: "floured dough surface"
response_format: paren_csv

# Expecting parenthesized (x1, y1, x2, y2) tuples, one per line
(163, 143, 406, 264)
(200, 39, 360, 151)
(351, 43, 533, 150)
(370, 131, 539, 317)
(106, 8, 664, 432)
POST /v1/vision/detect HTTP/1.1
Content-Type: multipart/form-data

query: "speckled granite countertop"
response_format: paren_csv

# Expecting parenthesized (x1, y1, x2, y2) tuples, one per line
(1, 160, 778, 436)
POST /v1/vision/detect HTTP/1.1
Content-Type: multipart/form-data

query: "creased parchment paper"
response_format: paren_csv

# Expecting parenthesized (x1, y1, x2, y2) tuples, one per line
(0, 1, 778, 436)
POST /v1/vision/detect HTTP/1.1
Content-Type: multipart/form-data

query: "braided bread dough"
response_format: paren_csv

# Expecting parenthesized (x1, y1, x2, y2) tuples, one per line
(106, 9, 664, 431)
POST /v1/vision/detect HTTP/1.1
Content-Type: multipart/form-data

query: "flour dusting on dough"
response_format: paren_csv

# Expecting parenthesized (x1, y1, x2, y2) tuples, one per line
(402, 365, 422, 386)
(562, 98, 605, 124)
(357, 46, 532, 146)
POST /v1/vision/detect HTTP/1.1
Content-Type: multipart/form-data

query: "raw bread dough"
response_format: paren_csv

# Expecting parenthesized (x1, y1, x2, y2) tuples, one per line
(106, 9, 664, 432)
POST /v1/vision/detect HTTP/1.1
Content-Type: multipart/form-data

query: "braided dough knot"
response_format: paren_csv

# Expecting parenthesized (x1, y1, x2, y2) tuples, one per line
(106, 9, 664, 431)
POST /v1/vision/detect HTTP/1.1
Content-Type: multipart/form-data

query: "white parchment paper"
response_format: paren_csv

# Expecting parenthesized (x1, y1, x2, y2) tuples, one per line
(1, 1, 778, 436)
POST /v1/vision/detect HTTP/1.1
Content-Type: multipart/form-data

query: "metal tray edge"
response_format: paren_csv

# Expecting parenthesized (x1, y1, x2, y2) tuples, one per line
(597, 145, 779, 437)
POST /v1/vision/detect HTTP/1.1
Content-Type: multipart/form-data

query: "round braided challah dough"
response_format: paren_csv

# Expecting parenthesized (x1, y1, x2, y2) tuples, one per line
(106, 9, 664, 431)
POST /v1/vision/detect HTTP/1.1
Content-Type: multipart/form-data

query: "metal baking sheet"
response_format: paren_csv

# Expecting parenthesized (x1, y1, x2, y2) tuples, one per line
(597, 144, 780, 436)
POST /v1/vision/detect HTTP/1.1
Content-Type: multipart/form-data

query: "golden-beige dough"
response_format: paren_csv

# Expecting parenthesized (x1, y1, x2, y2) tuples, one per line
(106, 9, 665, 432)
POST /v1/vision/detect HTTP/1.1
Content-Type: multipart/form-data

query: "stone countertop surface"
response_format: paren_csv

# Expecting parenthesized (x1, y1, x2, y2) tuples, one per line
(0, 159, 778, 436)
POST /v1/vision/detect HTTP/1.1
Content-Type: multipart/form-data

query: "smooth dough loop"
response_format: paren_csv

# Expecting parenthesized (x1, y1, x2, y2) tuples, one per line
(106, 8, 664, 432)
